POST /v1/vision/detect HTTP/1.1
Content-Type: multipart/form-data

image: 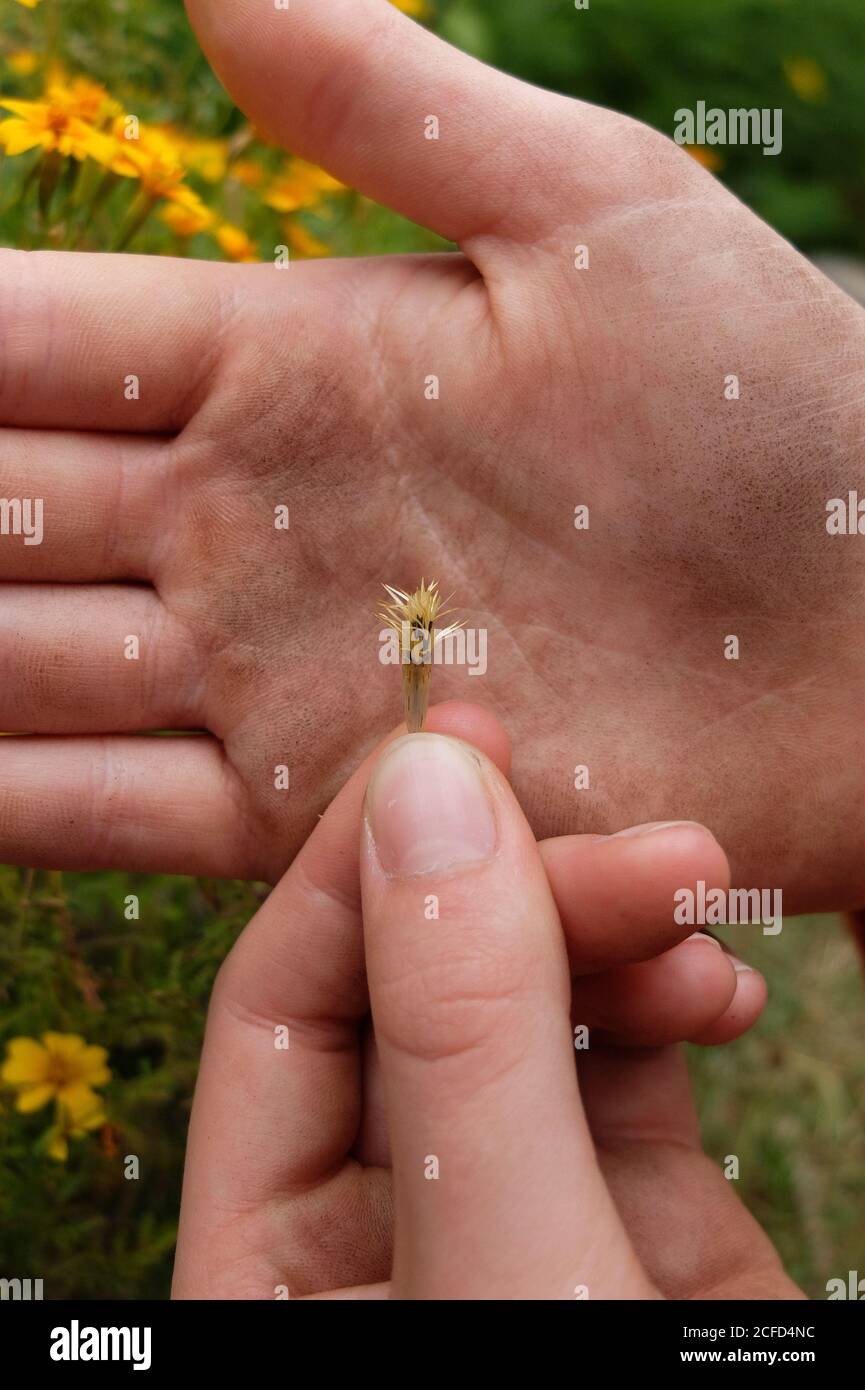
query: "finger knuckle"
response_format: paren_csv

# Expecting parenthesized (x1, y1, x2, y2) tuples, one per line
(373, 935, 539, 1078)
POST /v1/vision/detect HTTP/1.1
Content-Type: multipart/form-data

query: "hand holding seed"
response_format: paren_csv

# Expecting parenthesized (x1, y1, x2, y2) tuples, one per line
(172, 708, 792, 1300)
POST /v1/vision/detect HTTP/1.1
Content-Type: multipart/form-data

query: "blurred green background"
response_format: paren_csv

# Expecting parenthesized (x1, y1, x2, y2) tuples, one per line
(1, 0, 863, 1299)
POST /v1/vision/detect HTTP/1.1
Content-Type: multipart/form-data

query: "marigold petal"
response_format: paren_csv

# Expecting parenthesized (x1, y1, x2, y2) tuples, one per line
(0, 119, 46, 156)
(160, 201, 213, 236)
(167, 182, 205, 211)
(286, 222, 331, 258)
(1, 1037, 49, 1085)
(42, 1032, 86, 1060)
(70, 1103, 106, 1135)
(47, 1132, 69, 1162)
(0, 97, 42, 118)
(215, 223, 258, 262)
(56, 1081, 102, 1115)
(79, 1045, 111, 1087)
(16, 1083, 55, 1113)
(68, 123, 118, 168)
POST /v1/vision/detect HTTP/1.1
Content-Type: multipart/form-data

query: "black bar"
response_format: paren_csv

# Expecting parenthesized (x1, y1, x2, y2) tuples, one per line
(0, 1297, 857, 1375)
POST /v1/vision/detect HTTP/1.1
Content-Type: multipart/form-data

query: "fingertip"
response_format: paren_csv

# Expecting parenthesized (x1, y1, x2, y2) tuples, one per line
(605, 821, 730, 897)
(580, 932, 739, 1048)
(424, 700, 511, 778)
(687, 962, 768, 1045)
(541, 821, 731, 973)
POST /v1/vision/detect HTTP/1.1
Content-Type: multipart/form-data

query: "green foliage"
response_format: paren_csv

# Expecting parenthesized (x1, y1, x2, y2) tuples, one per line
(0, 0, 443, 257)
(0, 867, 264, 1298)
(2, 868, 861, 1298)
(691, 918, 865, 1295)
(442, 0, 865, 252)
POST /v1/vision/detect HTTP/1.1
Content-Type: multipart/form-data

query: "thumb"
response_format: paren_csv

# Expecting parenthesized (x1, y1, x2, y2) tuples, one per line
(360, 732, 653, 1300)
(184, 0, 595, 247)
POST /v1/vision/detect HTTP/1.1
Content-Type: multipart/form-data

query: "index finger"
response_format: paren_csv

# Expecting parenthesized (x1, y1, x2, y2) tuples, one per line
(0, 249, 229, 431)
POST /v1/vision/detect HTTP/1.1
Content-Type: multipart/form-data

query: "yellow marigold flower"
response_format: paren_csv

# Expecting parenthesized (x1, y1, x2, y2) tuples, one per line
(783, 57, 827, 102)
(47, 77, 120, 125)
(7, 51, 40, 77)
(160, 199, 214, 237)
(45, 1092, 107, 1164)
(263, 157, 345, 213)
(215, 222, 258, 262)
(108, 119, 177, 179)
(0, 94, 116, 163)
(15, 0, 41, 8)
(1, 1033, 110, 1115)
(391, 0, 430, 16)
(109, 120, 204, 213)
(162, 181, 206, 213)
(285, 220, 331, 258)
(166, 132, 229, 183)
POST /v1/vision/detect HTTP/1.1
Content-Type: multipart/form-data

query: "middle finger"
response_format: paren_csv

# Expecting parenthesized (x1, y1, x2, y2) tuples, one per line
(0, 583, 202, 731)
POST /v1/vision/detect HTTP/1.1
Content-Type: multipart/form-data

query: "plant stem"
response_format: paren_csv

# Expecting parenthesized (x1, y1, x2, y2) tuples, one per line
(113, 189, 158, 251)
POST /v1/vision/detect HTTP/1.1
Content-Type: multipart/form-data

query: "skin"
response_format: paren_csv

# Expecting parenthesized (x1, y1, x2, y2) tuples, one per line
(2, 0, 864, 911)
(172, 714, 797, 1300)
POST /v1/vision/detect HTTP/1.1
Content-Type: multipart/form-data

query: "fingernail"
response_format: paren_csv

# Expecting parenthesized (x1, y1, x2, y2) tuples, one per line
(685, 932, 754, 973)
(729, 955, 754, 974)
(608, 820, 707, 839)
(367, 734, 497, 878)
(685, 930, 724, 951)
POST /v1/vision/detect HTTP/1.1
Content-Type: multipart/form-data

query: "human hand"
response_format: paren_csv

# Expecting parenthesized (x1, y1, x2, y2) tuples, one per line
(3, 0, 864, 912)
(171, 710, 791, 1299)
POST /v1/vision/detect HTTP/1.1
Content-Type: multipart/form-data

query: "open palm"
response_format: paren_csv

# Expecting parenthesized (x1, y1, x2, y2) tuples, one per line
(2, 0, 864, 911)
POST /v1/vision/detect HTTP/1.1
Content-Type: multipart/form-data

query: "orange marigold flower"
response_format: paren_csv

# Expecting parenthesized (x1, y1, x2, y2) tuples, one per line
(108, 120, 204, 213)
(47, 77, 120, 125)
(284, 220, 331, 258)
(215, 222, 258, 262)
(160, 200, 214, 238)
(0, 93, 116, 163)
(263, 157, 345, 213)
(169, 132, 229, 183)
(142, 124, 229, 184)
